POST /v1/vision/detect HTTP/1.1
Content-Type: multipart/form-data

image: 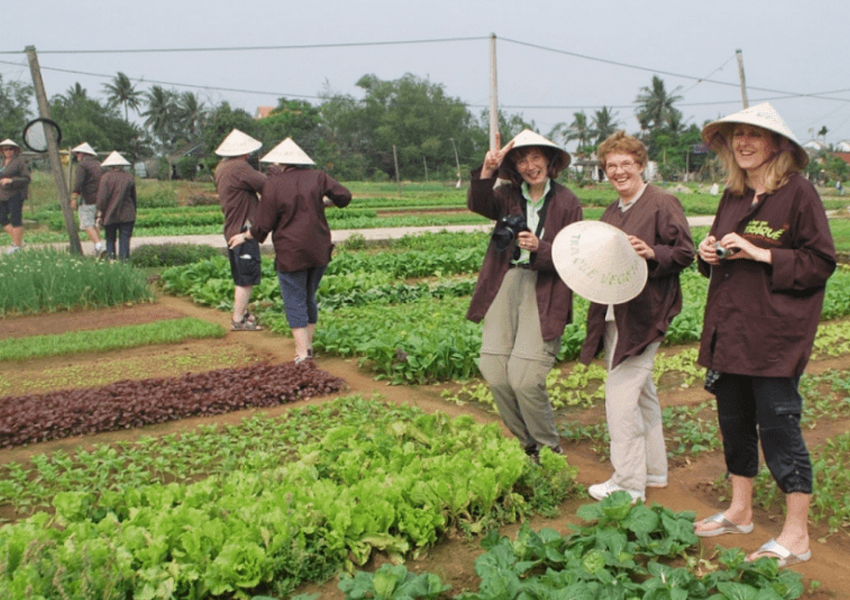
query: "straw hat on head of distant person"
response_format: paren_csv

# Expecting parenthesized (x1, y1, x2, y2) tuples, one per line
(0, 139, 21, 155)
(551, 220, 648, 305)
(214, 128, 262, 157)
(101, 151, 130, 168)
(260, 137, 315, 166)
(701, 102, 808, 169)
(71, 142, 97, 157)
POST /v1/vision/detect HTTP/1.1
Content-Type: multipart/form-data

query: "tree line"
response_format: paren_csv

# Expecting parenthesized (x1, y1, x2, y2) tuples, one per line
(1, 71, 843, 184)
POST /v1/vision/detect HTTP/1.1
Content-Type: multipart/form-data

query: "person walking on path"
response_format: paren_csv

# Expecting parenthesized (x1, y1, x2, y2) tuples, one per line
(70, 142, 106, 258)
(231, 138, 351, 362)
(578, 131, 694, 503)
(692, 103, 836, 568)
(96, 151, 137, 262)
(0, 139, 30, 253)
(466, 129, 581, 461)
(214, 129, 267, 331)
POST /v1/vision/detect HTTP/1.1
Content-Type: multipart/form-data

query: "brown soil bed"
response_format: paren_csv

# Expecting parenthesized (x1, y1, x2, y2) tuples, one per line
(1, 295, 849, 599)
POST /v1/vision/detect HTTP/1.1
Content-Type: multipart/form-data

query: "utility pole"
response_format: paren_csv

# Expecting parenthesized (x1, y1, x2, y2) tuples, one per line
(489, 33, 499, 150)
(735, 49, 749, 109)
(392, 144, 401, 194)
(25, 46, 82, 255)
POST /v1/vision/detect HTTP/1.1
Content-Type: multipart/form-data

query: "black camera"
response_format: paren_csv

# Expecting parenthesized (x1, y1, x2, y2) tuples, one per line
(492, 214, 530, 252)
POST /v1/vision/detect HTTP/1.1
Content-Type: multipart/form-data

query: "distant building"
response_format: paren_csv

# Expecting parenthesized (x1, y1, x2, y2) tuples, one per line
(254, 106, 274, 120)
(803, 139, 826, 152)
(835, 140, 850, 152)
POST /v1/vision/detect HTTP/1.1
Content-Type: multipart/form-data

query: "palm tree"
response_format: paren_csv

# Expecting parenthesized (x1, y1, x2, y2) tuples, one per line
(103, 72, 143, 123)
(178, 91, 206, 139)
(635, 75, 682, 135)
(141, 85, 178, 150)
(590, 106, 620, 145)
(64, 83, 88, 104)
(549, 111, 590, 155)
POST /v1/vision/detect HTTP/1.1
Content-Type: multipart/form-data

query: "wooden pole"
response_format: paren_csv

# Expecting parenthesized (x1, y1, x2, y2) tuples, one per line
(392, 144, 401, 194)
(25, 46, 82, 255)
(489, 33, 499, 150)
(736, 49, 749, 109)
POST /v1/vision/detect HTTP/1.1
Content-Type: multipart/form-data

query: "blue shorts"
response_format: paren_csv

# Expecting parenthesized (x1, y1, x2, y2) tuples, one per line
(277, 266, 327, 329)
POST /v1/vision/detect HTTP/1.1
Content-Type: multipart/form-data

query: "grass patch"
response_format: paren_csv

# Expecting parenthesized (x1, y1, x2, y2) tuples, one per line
(0, 317, 225, 361)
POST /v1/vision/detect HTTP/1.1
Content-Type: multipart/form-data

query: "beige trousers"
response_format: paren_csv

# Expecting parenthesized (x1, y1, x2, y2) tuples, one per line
(479, 269, 561, 452)
(603, 320, 667, 491)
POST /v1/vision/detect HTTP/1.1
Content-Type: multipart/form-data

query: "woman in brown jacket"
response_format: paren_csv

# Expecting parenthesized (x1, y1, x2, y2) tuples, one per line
(96, 151, 137, 262)
(693, 103, 836, 568)
(466, 129, 581, 461)
(0, 139, 30, 253)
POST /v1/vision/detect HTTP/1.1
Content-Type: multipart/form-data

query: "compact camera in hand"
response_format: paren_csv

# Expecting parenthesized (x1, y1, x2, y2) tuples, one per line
(492, 214, 530, 252)
(714, 242, 739, 260)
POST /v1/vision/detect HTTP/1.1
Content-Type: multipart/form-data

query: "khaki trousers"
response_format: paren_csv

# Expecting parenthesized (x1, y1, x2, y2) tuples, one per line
(603, 321, 667, 491)
(479, 269, 561, 452)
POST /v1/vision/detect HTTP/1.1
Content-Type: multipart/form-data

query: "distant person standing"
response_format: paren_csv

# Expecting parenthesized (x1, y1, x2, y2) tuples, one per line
(0, 139, 30, 254)
(96, 151, 137, 262)
(70, 142, 106, 258)
(230, 138, 351, 362)
(214, 129, 267, 331)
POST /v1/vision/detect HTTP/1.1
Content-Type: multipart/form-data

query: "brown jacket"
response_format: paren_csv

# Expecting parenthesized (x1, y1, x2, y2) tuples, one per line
(214, 158, 267, 241)
(465, 168, 582, 342)
(72, 155, 103, 205)
(96, 170, 136, 225)
(580, 185, 694, 368)
(250, 168, 351, 273)
(698, 174, 836, 377)
(0, 156, 30, 201)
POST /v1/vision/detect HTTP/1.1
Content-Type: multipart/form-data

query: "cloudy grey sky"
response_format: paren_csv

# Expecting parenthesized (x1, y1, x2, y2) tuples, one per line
(3, 0, 849, 151)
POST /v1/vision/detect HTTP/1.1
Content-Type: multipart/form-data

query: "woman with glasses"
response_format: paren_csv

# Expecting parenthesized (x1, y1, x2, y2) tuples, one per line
(580, 130, 694, 502)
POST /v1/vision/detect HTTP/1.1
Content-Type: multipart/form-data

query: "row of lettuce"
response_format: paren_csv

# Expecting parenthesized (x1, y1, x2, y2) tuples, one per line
(159, 230, 850, 384)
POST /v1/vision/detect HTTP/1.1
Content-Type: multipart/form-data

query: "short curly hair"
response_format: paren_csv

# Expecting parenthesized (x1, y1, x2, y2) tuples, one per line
(597, 131, 648, 171)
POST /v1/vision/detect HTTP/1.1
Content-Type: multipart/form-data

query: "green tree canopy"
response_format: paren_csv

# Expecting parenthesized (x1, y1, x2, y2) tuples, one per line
(0, 75, 32, 140)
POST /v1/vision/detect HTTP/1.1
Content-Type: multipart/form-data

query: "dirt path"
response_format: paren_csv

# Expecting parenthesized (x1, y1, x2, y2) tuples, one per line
(1, 294, 849, 598)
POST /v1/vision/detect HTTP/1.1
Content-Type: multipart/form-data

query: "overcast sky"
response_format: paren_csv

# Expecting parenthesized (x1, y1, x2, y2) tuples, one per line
(2, 0, 849, 154)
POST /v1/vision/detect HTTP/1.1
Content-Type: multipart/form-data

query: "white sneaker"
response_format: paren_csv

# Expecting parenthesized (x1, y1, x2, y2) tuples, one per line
(95, 243, 107, 258)
(588, 479, 645, 502)
(6, 245, 20, 254)
(646, 474, 668, 488)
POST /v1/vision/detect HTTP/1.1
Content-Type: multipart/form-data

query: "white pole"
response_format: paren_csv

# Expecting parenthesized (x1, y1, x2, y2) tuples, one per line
(489, 33, 499, 150)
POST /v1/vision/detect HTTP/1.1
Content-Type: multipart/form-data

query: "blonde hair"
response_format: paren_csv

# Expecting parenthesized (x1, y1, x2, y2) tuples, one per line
(714, 126, 800, 196)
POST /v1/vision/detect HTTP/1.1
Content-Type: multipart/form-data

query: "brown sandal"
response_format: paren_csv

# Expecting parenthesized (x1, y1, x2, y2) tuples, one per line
(231, 313, 262, 331)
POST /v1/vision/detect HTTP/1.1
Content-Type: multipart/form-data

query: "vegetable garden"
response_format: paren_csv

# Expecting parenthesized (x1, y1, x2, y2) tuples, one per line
(2, 180, 850, 599)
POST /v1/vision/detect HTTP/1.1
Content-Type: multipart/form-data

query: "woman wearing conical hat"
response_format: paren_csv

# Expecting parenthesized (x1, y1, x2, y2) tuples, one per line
(0, 139, 30, 253)
(692, 103, 836, 567)
(96, 151, 136, 262)
(466, 129, 581, 460)
(71, 142, 106, 258)
(229, 138, 351, 363)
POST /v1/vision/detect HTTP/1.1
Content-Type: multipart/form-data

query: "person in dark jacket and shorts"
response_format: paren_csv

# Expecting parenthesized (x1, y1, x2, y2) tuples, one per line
(70, 142, 105, 257)
(466, 129, 581, 461)
(214, 129, 267, 331)
(0, 139, 30, 253)
(229, 138, 351, 363)
(693, 103, 836, 568)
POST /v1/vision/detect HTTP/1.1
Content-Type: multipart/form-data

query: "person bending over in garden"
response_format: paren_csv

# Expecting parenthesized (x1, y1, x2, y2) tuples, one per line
(0, 139, 30, 254)
(693, 103, 836, 568)
(578, 131, 694, 503)
(465, 129, 581, 462)
(214, 129, 267, 331)
(230, 138, 351, 363)
(96, 151, 137, 262)
(70, 142, 106, 258)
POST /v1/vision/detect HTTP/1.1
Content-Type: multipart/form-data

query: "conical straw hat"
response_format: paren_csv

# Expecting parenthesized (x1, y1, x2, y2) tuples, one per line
(0, 139, 20, 149)
(505, 129, 571, 171)
(101, 151, 130, 167)
(71, 142, 96, 156)
(214, 128, 262, 157)
(701, 102, 808, 168)
(552, 220, 648, 305)
(260, 137, 315, 165)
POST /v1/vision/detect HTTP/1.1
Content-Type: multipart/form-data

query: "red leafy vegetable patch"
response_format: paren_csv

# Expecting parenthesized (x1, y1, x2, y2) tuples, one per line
(0, 362, 346, 448)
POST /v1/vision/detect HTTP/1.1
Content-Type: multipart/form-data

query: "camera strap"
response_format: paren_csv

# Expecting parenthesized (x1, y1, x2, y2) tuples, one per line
(532, 189, 553, 238)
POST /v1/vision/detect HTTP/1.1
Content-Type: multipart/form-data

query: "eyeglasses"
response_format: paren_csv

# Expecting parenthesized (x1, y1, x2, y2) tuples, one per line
(605, 160, 638, 173)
